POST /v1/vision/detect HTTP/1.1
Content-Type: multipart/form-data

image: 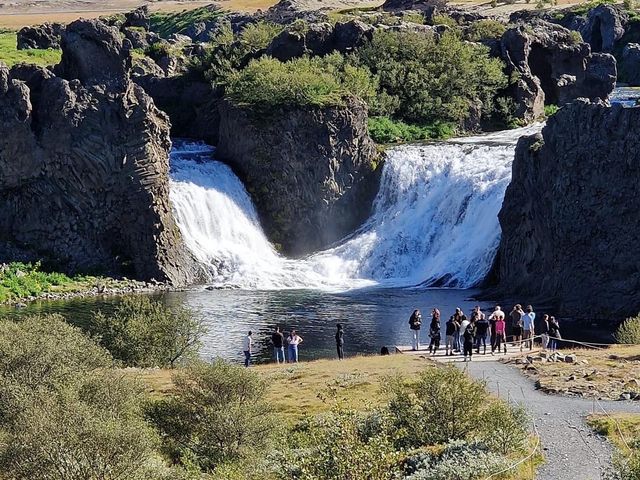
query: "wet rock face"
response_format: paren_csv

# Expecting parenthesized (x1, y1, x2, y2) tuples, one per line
(0, 19, 198, 284)
(501, 21, 616, 121)
(497, 100, 640, 318)
(216, 98, 380, 255)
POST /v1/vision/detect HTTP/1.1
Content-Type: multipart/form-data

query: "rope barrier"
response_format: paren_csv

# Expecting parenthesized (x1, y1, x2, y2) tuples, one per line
(483, 419, 541, 480)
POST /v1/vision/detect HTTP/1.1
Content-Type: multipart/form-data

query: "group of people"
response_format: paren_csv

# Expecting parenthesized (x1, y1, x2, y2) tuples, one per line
(409, 304, 562, 361)
(243, 324, 346, 367)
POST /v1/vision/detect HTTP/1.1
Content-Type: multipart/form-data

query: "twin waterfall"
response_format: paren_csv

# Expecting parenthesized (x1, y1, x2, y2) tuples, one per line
(169, 125, 541, 291)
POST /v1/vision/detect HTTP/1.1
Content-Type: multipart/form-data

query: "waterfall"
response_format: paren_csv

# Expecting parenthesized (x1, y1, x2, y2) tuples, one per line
(169, 125, 541, 291)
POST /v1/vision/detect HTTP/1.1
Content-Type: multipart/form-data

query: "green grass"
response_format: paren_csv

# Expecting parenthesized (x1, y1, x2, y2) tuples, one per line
(368, 116, 456, 144)
(0, 31, 61, 67)
(0, 262, 98, 303)
(149, 6, 225, 38)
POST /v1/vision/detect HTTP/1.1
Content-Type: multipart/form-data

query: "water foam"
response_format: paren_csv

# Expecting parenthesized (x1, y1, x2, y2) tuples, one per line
(169, 124, 541, 290)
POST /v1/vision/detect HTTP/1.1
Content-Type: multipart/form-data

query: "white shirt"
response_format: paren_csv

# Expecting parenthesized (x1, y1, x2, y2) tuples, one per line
(243, 335, 252, 352)
(288, 335, 302, 346)
(523, 312, 536, 330)
(460, 320, 470, 334)
(490, 309, 505, 321)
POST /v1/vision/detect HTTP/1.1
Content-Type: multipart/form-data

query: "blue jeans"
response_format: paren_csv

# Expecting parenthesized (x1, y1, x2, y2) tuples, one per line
(274, 347, 285, 363)
(288, 344, 299, 363)
(549, 339, 558, 351)
(244, 350, 251, 367)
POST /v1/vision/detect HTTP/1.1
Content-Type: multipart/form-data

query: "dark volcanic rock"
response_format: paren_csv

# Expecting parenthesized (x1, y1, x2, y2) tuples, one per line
(579, 4, 627, 53)
(500, 21, 616, 121)
(619, 43, 640, 85)
(216, 98, 380, 255)
(496, 100, 640, 317)
(17, 23, 64, 50)
(0, 19, 198, 284)
(124, 6, 151, 30)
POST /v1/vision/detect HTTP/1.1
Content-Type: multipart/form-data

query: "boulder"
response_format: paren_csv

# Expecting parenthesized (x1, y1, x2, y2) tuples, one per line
(266, 29, 306, 61)
(382, 0, 447, 12)
(500, 21, 615, 121)
(0, 19, 198, 284)
(565, 354, 577, 363)
(496, 99, 640, 318)
(619, 43, 640, 86)
(122, 27, 149, 50)
(579, 4, 627, 53)
(216, 98, 381, 255)
(124, 6, 150, 30)
(331, 20, 374, 53)
(17, 23, 64, 50)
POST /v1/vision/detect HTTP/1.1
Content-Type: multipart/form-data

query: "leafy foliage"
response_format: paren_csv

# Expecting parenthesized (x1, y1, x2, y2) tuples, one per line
(355, 30, 507, 125)
(148, 360, 278, 471)
(226, 53, 378, 109)
(90, 295, 206, 368)
(284, 406, 401, 480)
(465, 19, 507, 41)
(544, 104, 560, 117)
(0, 261, 75, 302)
(368, 116, 455, 143)
(149, 6, 224, 37)
(616, 314, 640, 344)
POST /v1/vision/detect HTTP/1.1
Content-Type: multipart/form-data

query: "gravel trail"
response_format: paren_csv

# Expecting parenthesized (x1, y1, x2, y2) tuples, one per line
(460, 360, 640, 480)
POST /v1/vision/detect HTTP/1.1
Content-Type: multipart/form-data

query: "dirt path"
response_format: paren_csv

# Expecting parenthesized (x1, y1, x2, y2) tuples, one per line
(461, 360, 640, 480)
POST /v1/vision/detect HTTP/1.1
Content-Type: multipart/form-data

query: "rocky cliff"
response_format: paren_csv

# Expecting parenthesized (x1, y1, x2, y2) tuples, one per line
(216, 98, 380, 255)
(0, 19, 198, 284)
(496, 100, 640, 317)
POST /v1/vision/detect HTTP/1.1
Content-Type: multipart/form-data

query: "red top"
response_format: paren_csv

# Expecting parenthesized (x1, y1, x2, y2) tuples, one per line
(495, 319, 506, 334)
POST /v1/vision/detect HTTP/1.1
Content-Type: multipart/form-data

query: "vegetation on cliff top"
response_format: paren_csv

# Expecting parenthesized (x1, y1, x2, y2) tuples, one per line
(0, 30, 61, 67)
(149, 6, 225, 38)
(0, 262, 88, 303)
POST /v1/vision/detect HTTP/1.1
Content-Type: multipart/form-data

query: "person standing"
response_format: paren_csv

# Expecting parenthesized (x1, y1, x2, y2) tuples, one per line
(287, 329, 303, 363)
(409, 309, 423, 351)
(490, 306, 507, 355)
(452, 308, 466, 353)
(475, 308, 490, 354)
(522, 305, 536, 351)
(510, 304, 524, 348)
(445, 315, 457, 356)
(540, 314, 550, 351)
(463, 321, 476, 362)
(548, 317, 561, 352)
(428, 309, 441, 355)
(335, 323, 345, 360)
(272, 326, 285, 364)
(243, 331, 253, 367)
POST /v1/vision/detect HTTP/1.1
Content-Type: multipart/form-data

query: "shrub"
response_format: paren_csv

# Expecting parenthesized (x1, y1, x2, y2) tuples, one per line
(90, 295, 206, 368)
(284, 407, 401, 480)
(0, 261, 75, 302)
(145, 41, 171, 61)
(404, 440, 509, 480)
(368, 116, 455, 143)
(148, 360, 278, 471)
(616, 314, 640, 344)
(387, 365, 488, 447)
(466, 19, 507, 41)
(226, 53, 378, 110)
(240, 21, 282, 51)
(544, 104, 560, 117)
(430, 14, 458, 28)
(355, 30, 507, 125)
(0, 371, 160, 480)
(475, 401, 529, 455)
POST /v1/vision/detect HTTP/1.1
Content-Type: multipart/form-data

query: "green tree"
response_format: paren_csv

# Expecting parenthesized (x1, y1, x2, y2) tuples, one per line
(355, 30, 507, 125)
(148, 360, 278, 472)
(616, 314, 640, 344)
(90, 295, 206, 368)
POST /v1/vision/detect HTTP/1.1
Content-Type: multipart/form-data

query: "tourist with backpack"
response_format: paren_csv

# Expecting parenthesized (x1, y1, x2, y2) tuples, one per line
(409, 309, 422, 351)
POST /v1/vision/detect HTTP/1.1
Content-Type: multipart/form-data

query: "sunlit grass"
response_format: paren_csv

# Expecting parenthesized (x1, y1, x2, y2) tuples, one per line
(0, 30, 61, 67)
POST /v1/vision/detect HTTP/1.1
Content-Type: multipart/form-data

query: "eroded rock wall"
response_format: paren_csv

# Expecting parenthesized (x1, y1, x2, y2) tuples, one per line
(216, 98, 380, 255)
(0, 19, 198, 284)
(496, 100, 640, 317)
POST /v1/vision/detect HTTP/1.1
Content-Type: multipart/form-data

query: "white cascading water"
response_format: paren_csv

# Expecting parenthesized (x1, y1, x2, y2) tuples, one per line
(169, 124, 542, 291)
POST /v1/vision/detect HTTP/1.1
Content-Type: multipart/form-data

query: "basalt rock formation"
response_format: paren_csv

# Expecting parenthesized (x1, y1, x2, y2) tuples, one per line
(501, 20, 616, 122)
(0, 19, 198, 284)
(216, 98, 380, 255)
(496, 99, 640, 318)
(17, 22, 64, 50)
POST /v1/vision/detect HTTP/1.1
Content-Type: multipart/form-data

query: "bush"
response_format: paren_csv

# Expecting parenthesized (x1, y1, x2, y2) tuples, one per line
(616, 314, 640, 344)
(240, 21, 282, 51)
(544, 104, 560, 117)
(430, 14, 458, 28)
(355, 30, 507, 125)
(284, 407, 401, 480)
(368, 116, 455, 143)
(0, 261, 75, 302)
(476, 401, 529, 455)
(466, 20, 507, 42)
(148, 360, 278, 471)
(404, 440, 509, 480)
(226, 53, 378, 110)
(90, 295, 206, 368)
(0, 372, 160, 480)
(145, 41, 172, 61)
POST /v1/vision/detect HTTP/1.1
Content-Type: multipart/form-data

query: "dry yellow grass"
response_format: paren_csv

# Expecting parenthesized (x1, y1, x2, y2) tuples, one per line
(589, 412, 640, 452)
(518, 344, 640, 399)
(136, 353, 430, 420)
